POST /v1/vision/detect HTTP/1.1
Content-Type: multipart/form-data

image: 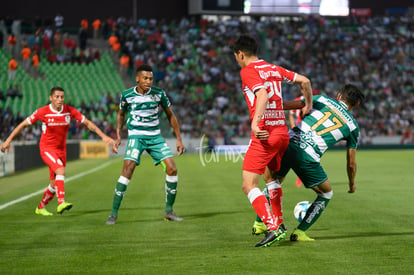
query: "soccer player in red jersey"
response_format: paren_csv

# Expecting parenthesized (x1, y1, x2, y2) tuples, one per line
(1, 87, 116, 216)
(230, 34, 313, 247)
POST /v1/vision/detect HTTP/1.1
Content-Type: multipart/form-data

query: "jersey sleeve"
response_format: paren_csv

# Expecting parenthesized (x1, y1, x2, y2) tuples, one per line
(278, 66, 297, 84)
(240, 67, 264, 93)
(68, 105, 85, 123)
(346, 127, 360, 149)
(119, 93, 128, 112)
(160, 90, 171, 109)
(26, 109, 40, 125)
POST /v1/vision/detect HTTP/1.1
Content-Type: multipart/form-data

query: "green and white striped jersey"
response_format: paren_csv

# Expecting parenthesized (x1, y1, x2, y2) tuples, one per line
(290, 95, 360, 162)
(119, 86, 171, 137)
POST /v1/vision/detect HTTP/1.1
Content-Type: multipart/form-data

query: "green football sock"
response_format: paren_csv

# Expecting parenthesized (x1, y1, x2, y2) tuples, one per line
(165, 180, 177, 213)
(298, 195, 330, 231)
(111, 182, 128, 216)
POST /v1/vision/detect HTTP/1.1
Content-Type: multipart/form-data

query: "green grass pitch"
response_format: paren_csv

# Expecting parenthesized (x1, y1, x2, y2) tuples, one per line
(0, 150, 413, 274)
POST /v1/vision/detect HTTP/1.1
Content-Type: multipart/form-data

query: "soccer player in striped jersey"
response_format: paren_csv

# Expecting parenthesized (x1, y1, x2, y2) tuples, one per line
(256, 84, 365, 241)
(288, 89, 321, 188)
(106, 64, 185, 225)
(0, 86, 116, 216)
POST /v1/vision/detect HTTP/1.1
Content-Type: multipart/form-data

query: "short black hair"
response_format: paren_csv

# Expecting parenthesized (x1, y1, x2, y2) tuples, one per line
(136, 64, 153, 75)
(50, 86, 64, 96)
(337, 84, 365, 108)
(230, 34, 258, 56)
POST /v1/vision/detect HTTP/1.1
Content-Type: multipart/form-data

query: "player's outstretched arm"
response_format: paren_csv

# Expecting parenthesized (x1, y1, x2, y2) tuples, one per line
(0, 120, 30, 153)
(346, 148, 357, 193)
(82, 118, 117, 153)
(115, 109, 125, 143)
(294, 74, 313, 117)
(164, 106, 184, 156)
(283, 100, 305, 110)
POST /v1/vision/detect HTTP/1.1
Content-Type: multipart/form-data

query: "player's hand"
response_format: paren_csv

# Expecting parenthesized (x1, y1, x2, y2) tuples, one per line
(300, 105, 312, 119)
(111, 138, 121, 154)
(252, 125, 269, 140)
(176, 140, 184, 156)
(0, 141, 10, 153)
(102, 136, 117, 154)
(110, 142, 118, 154)
(348, 182, 356, 193)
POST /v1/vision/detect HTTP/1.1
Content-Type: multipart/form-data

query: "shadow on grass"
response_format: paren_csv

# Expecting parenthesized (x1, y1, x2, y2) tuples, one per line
(276, 231, 414, 246)
(123, 210, 245, 224)
(317, 231, 414, 240)
(66, 208, 244, 224)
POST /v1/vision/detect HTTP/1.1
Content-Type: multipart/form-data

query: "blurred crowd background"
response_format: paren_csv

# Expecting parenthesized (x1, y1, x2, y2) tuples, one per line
(0, 9, 413, 145)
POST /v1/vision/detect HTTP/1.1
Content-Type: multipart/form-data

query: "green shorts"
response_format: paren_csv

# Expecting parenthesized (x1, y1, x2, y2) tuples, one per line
(124, 135, 173, 166)
(275, 143, 327, 188)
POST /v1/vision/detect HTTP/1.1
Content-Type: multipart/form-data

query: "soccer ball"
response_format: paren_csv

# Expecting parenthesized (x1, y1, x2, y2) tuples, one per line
(293, 201, 312, 222)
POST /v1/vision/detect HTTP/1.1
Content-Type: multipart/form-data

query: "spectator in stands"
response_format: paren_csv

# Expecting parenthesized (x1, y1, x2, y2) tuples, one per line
(54, 13, 64, 30)
(79, 18, 89, 50)
(92, 18, 101, 39)
(119, 52, 130, 76)
(21, 45, 31, 70)
(32, 51, 40, 77)
(8, 33, 17, 58)
(79, 28, 88, 50)
(80, 18, 88, 31)
(8, 57, 18, 82)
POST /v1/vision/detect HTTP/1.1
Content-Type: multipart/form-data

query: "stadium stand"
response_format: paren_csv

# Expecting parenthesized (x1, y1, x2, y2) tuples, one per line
(0, 14, 413, 144)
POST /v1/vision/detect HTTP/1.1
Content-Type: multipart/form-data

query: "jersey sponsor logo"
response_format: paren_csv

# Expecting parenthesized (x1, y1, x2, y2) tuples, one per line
(263, 110, 285, 119)
(298, 131, 316, 148)
(264, 120, 285, 126)
(258, 70, 281, 80)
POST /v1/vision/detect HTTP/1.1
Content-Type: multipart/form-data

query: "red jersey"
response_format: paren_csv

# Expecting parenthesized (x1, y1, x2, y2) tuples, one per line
(27, 104, 84, 150)
(240, 60, 296, 135)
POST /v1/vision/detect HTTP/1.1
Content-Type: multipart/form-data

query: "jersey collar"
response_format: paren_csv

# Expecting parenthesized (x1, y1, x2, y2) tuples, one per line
(134, 86, 152, 95)
(49, 104, 63, 113)
(338, 100, 349, 110)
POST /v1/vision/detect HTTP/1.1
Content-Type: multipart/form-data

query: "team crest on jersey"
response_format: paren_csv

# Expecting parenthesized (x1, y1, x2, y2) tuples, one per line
(150, 94, 160, 102)
(65, 115, 71, 124)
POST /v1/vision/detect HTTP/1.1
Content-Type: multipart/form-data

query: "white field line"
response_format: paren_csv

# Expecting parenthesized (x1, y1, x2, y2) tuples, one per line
(0, 158, 119, 210)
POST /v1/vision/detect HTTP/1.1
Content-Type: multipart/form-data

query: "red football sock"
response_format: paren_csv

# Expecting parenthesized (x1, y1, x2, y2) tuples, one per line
(295, 177, 302, 187)
(266, 181, 284, 226)
(248, 188, 277, 231)
(38, 185, 56, 209)
(54, 175, 65, 205)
